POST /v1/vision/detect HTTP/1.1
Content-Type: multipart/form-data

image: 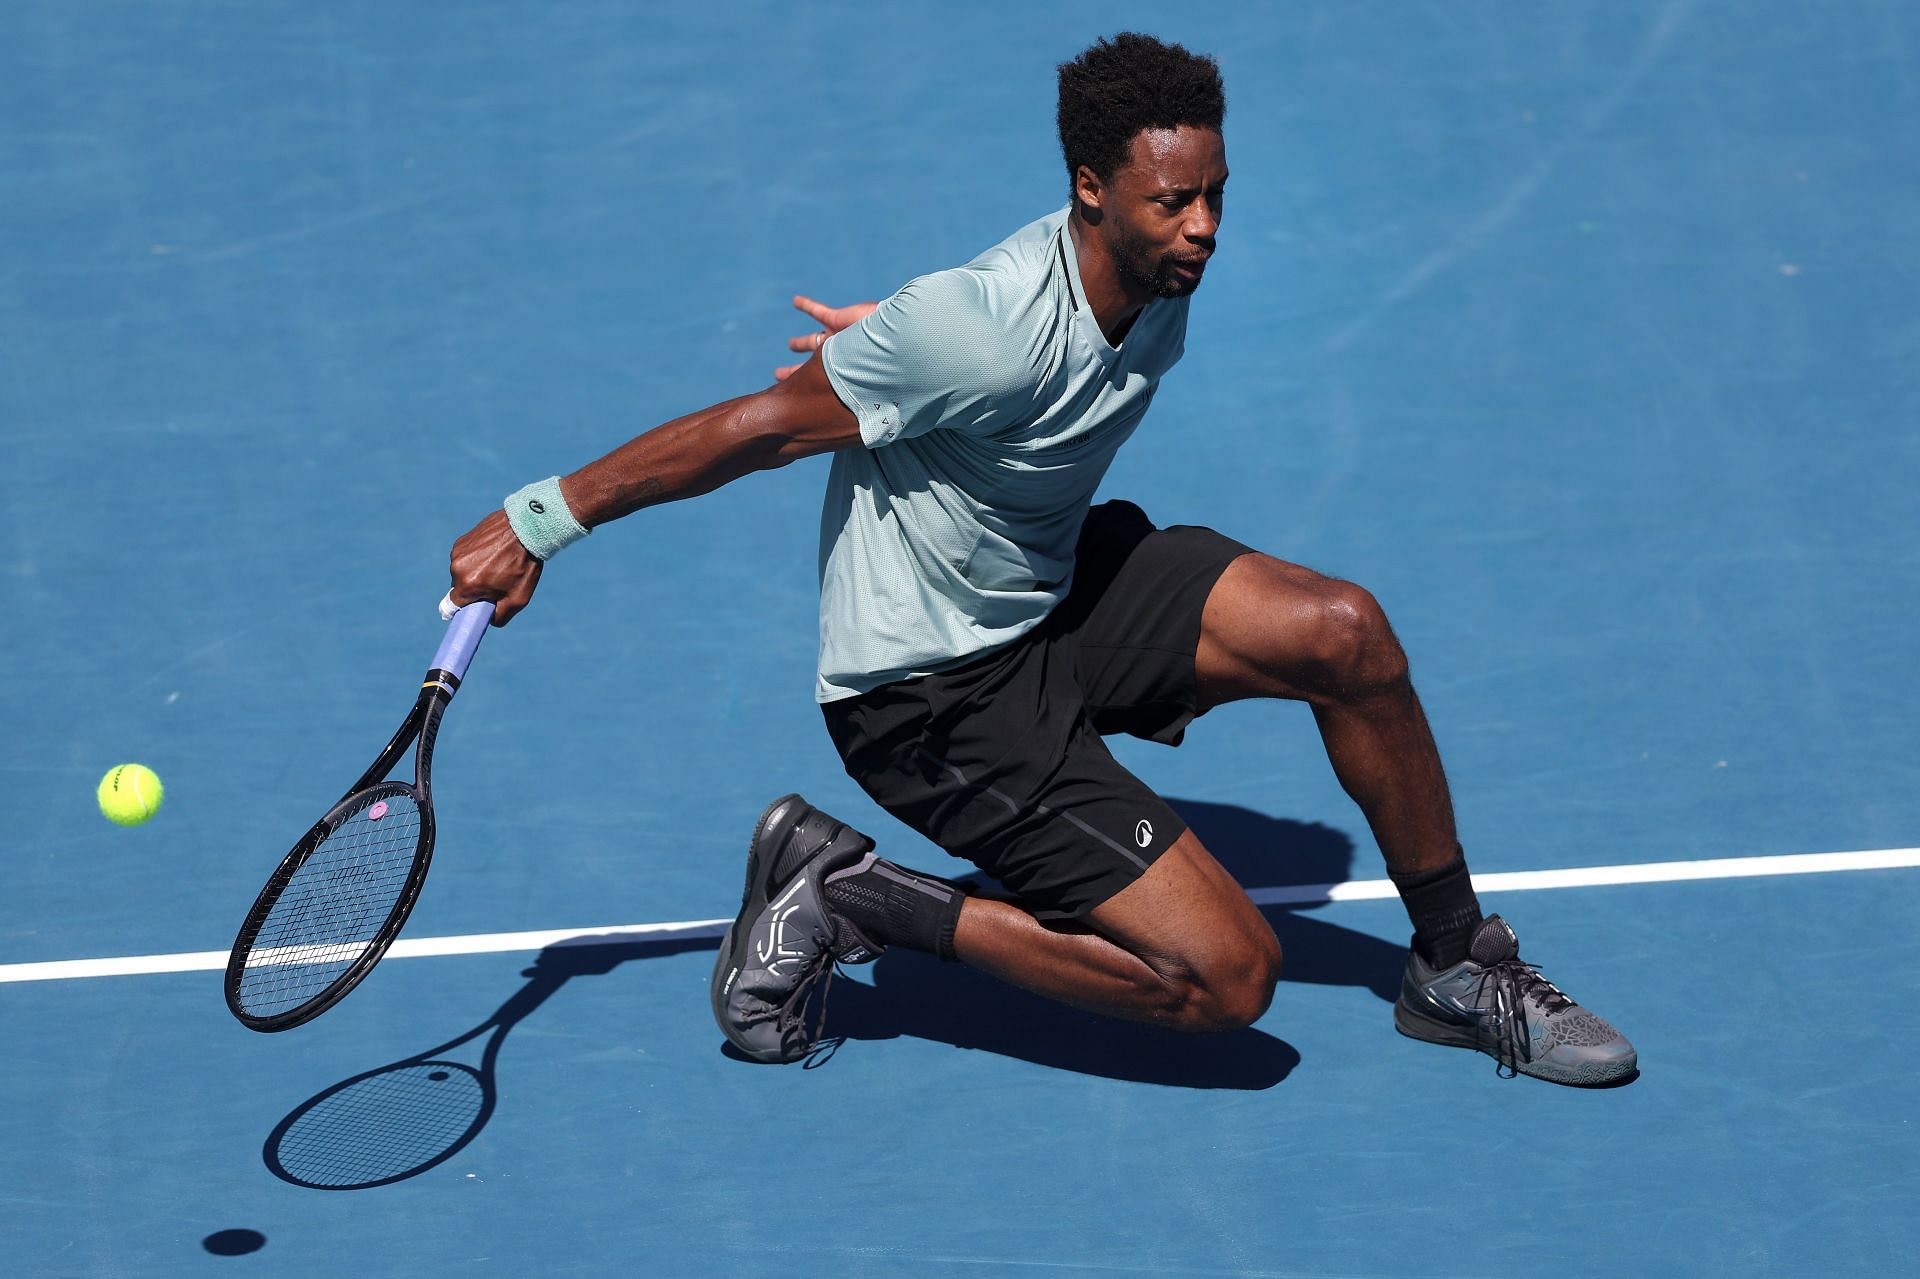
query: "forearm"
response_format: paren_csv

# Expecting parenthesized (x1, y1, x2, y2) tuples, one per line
(556, 354, 859, 529)
(558, 394, 781, 529)
(450, 357, 856, 625)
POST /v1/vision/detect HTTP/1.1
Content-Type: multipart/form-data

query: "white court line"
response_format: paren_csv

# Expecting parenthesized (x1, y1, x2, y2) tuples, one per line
(3, 846, 1916, 986)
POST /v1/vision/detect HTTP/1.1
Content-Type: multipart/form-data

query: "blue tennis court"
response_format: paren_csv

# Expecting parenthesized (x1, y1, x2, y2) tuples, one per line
(5, 2, 1917, 1274)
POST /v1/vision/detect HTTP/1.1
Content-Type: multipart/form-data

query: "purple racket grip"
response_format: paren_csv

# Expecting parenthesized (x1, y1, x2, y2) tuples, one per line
(431, 601, 494, 681)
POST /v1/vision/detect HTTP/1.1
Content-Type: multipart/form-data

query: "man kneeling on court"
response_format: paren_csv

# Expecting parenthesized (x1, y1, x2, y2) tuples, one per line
(448, 33, 1636, 1086)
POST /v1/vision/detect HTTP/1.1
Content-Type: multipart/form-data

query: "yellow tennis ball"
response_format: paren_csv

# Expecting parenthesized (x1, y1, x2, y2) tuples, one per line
(98, 764, 164, 827)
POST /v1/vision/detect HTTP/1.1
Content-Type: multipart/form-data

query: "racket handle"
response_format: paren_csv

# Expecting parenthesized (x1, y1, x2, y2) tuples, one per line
(432, 600, 495, 682)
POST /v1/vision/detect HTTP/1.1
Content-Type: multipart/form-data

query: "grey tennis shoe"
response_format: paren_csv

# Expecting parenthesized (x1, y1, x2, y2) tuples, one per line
(711, 794, 882, 1064)
(1394, 915, 1638, 1086)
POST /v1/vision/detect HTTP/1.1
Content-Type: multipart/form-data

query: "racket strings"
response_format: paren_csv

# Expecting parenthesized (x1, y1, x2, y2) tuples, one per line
(236, 791, 423, 1017)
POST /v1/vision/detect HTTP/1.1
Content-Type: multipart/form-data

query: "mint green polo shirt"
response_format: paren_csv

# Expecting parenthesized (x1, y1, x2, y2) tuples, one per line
(815, 207, 1189, 702)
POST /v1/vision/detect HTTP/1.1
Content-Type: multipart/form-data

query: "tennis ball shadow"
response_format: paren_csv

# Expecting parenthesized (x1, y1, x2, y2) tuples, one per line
(202, 1229, 266, 1256)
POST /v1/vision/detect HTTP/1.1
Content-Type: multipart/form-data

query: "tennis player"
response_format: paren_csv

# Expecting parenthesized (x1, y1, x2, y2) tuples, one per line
(448, 33, 1635, 1085)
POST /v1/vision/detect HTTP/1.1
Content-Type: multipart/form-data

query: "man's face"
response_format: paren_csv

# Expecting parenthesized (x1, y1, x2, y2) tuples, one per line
(1097, 125, 1227, 299)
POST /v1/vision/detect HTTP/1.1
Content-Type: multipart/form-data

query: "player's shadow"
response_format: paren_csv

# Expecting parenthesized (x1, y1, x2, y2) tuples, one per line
(271, 804, 1406, 1178)
(809, 951, 1300, 1089)
(814, 802, 1401, 1088)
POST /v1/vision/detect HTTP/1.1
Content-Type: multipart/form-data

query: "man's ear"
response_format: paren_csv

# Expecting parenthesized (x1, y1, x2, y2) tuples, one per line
(1073, 163, 1106, 223)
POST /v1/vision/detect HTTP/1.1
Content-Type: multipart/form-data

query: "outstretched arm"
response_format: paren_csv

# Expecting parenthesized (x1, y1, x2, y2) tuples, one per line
(448, 353, 858, 623)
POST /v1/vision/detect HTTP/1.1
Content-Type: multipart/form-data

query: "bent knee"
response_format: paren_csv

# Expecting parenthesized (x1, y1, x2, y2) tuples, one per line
(1163, 932, 1284, 1033)
(1309, 581, 1407, 698)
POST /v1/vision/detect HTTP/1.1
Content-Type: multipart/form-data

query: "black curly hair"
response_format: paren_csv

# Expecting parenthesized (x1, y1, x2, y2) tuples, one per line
(1056, 33, 1225, 195)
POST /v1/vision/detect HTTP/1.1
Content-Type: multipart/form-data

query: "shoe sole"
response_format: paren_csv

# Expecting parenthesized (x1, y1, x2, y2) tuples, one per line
(1394, 999, 1638, 1087)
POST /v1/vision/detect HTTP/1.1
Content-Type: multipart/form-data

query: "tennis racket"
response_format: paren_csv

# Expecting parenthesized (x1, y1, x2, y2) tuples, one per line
(225, 599, 495, 1032)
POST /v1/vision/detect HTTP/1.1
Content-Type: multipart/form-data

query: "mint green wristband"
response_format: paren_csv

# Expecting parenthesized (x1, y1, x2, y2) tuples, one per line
(503, 476, 589, 561)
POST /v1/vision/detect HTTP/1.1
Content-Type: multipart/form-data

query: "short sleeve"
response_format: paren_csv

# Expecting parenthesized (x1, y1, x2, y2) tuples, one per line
(820, 269, 1042, 448)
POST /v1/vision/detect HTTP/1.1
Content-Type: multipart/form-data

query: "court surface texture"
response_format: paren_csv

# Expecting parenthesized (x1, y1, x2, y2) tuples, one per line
(4, 2, 1917, 1275)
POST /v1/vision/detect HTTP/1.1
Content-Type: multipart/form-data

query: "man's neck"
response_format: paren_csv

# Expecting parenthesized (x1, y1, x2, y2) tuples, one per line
(1067, 210, 1148, 345)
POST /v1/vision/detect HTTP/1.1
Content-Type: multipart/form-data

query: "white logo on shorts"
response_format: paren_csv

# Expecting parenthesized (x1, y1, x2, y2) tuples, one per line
(1134, 819, 1154, 848)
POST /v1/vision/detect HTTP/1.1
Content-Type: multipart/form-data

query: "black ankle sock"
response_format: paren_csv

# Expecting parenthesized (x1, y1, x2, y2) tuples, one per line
(1390, 849, 1483, 968)
(823, 857, 967, 961)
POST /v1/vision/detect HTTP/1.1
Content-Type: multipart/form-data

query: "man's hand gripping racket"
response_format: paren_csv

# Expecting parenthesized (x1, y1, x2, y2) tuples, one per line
(225, 599, 495, 1031)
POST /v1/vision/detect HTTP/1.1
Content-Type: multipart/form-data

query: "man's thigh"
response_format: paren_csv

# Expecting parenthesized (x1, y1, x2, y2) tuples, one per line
(822, 624, 1192, 920)
(1086, 827, 1280, 996)
(1056, 500, 1252, 745)
(1193, 551, 1400, 709)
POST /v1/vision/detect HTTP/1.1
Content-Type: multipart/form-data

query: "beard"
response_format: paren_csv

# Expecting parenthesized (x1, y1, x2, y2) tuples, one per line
(1107, 220, 1207, 299)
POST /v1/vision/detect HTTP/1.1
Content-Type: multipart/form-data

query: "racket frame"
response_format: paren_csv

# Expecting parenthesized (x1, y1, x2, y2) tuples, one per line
(224, 671, 460, 1032)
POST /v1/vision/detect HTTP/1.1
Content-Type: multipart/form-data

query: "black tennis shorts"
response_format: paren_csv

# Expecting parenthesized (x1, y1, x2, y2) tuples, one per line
(821, 500, 1253, 919)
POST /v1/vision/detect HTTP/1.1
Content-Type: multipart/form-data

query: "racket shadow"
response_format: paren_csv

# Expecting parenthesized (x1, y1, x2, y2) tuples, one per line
(262, 931, 712, 1191)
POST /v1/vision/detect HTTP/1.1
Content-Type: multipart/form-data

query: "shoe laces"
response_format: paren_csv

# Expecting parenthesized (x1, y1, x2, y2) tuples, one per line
(1468, 957, 1574, 1079)
(776, 956, 845, 1064)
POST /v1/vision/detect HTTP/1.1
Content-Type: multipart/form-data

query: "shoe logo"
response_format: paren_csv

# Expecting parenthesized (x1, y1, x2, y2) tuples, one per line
(756, 876, 813, 977)
(1414, 981, 1525, 1041)
(1423, 988, 1484, 1023)
(1134, 819, 1153, 848)
(722, 966, 738, 996)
